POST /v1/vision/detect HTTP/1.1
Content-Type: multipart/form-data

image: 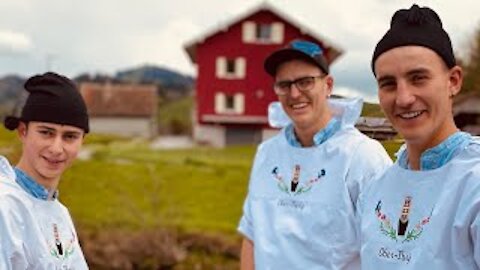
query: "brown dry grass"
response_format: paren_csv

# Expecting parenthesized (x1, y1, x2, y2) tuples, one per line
(79, 228, 240, 269)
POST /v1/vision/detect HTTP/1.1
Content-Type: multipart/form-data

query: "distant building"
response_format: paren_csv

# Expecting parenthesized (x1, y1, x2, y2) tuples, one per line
(454, 92, 480, 135)
(80, 82, 158, 138)
(184, 3, 343, 147)
(355, 117, 397, 141)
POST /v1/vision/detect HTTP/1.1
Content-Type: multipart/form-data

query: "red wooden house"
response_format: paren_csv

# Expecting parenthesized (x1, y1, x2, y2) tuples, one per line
(185, 3, 343, 147)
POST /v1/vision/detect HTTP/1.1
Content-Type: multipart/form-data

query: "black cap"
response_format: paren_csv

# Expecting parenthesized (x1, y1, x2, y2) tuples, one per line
(4, 72, 90, 133)
(264, 40, 329, 76)
(371, 4, 455, 75)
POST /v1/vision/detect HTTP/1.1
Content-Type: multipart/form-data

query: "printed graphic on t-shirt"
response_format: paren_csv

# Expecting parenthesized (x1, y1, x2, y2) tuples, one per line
(271, 165, 325, 195)
(377, 246, 412, 264)
(46, 223, 77, 260)
(374, 196, 432, 243)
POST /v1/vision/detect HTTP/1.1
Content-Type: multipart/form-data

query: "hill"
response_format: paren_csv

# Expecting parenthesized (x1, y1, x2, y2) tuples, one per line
(116, 65, 194, 99)
(0, 75, 26, 117)
(73, 65, 195, 101)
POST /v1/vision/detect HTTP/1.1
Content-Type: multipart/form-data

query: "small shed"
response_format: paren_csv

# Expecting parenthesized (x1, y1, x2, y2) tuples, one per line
(80, 82, 158, 138)
(453, 92, 480, 135)
(355, 117, 397, 141)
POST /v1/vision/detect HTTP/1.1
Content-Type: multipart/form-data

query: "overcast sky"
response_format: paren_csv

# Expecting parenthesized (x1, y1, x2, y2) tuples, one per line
(0, 0, 479, 102)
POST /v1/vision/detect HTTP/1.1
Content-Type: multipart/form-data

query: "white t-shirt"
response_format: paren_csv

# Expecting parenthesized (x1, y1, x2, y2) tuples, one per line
(0, 157, 88, 270)
(238, 98, 392, 269)
(359, 138, 480, 269)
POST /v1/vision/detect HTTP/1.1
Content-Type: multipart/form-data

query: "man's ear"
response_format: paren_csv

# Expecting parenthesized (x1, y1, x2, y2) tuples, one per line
(17, 122, 27, 139)
(324, 75, 334, 97)
(448, 66, 463, 97)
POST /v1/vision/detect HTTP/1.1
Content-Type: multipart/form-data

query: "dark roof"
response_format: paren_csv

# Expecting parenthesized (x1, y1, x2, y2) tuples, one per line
(80, 82, 157, 117)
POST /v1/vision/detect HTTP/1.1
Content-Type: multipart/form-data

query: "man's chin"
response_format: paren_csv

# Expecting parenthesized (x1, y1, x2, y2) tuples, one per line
(400, 132, 429, 146)
(39, 170, 62, 181)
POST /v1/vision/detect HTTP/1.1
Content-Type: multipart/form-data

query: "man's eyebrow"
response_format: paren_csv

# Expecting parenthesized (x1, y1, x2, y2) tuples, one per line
(63, 131, 82, 136)
(405, 67, 430, 77)
(35, 125, 56, 131)
(377, 75, 395, 84)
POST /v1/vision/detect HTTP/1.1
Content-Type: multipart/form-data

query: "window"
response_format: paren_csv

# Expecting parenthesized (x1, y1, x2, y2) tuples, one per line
(256, 24, 272, 40)
(226, 59, 236, 74)
(242, 21, 284, 44)
(225, 95, 235, 110)
(214, 92, 245, 114)
(216, 57, 246, 79)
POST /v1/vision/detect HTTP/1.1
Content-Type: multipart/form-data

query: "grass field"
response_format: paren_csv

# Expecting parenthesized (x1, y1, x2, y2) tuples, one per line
(61, 139, 255, 236)
(361, 102, 385, 117)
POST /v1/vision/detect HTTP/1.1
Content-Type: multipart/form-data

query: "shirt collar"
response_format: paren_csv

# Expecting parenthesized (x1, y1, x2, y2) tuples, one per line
(285, 118, 341, 147)
(14, 167, 58, 200)
(397, 131, 471, 170)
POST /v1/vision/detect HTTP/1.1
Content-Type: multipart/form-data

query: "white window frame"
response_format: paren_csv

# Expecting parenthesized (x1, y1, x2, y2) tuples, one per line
(215, 56, 246, 79)
(214, 92, 245, 114)
(214, 92, 226, 114)
(242, 21, 256, 43)
(234, 93, 245, 114)
(242, 21, 284, 44)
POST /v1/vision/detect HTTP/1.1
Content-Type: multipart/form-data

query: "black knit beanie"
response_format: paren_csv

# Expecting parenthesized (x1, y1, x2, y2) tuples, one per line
(371, 4, 455, 75)
(4, 72, 90, 133)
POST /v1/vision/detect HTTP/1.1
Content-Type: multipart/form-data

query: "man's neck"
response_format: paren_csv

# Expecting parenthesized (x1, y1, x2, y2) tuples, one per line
(406, 124, 459, 170)
(16, 160, 59, 191)
(294, 112, 332, 147)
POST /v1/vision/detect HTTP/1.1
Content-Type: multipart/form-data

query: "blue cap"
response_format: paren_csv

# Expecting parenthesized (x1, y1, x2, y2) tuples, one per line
(264, 40, 329, 76)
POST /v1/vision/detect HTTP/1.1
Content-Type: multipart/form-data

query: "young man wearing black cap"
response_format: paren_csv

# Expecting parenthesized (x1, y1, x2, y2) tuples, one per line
(359, 4, 480, 269)
(0, 72, 89, 269)
(237, 40, 391, 269)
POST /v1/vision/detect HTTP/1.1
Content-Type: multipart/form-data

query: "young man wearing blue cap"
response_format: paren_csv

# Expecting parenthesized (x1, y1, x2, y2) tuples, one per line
(238, 40, 392, 269)
(359, 4, 480, 269)
(0, 72, 89, 269)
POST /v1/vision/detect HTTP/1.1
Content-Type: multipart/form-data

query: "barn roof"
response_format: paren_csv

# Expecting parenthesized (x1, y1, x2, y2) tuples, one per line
(80, 82, 157, 117)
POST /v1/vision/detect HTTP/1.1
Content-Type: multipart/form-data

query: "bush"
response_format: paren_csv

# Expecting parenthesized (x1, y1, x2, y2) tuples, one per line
(79, 228, 240, 270)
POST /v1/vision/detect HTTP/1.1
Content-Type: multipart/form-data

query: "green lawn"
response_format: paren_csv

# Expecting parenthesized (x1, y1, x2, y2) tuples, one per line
(62, 135, 400, 236)
(361, 102, 385, 117)
(61, 139, 256, 237)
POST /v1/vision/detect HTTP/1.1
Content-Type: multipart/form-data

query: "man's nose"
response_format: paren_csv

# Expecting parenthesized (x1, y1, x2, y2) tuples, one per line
(395, 82, 415, 107)
(288, 83, 302, 99)
(48, 136, 64, 154)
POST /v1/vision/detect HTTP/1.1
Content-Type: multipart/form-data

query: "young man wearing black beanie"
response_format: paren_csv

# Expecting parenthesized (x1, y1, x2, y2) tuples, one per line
(359, 4, 480, 269)
(0, 72, 89, 269)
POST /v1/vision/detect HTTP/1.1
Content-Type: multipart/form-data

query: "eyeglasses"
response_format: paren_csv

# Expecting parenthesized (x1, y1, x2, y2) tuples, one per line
(273, 75, 325, 96)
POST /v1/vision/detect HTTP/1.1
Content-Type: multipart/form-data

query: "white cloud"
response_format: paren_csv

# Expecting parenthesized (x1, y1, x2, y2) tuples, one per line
(126, 18, 201, 75)
(334, 86, 378, 104)
(0, 30, 33, 55)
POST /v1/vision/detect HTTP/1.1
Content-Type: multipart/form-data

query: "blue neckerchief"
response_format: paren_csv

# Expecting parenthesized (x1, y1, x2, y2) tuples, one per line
(398, 131, 471, 170)
(285, 118, 341, 147)
(14, 167, 58, 200)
